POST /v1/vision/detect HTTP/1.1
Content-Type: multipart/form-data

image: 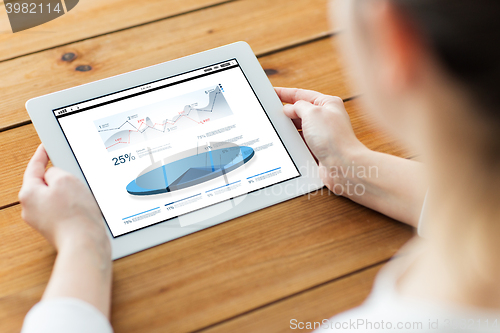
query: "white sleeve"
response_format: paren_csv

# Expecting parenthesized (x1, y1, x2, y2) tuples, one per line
(21, 298, 113, 333)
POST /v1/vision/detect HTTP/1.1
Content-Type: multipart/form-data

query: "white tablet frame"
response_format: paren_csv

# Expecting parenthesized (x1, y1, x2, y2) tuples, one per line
(26, 42, 324, 259)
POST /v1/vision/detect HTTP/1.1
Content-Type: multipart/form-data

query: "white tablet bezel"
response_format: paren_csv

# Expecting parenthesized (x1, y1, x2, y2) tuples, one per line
(26, 42, 323, 259)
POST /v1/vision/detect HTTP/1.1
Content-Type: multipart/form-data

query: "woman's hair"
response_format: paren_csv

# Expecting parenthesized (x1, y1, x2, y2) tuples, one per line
(391, 0, 500, 123)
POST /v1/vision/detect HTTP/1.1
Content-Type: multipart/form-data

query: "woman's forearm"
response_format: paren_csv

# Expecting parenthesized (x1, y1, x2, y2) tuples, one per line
(42, 227, 112, 318)
(332, 148, 428, 228)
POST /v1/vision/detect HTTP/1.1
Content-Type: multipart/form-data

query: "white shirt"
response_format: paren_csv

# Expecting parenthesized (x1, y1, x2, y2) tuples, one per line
(21, 298, 112, 333)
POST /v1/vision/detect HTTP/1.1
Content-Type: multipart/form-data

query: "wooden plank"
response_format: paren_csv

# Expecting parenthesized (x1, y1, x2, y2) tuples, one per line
(260, 37, 360, 100)
(0, 0, 333, 132)
(0, 0, 232, 62)
(0, 98, 410, 209)
(0, 191, 413, 333)
(0, 124, 38, 208)
(199, 265, 383, 333)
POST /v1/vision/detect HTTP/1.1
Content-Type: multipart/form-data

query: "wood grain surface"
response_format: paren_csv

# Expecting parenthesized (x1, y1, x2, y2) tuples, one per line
(0, 0, 333, 132)
(0, 1, 417, 332)
(199, 264, 384, 333)
(0, 0, 233, 61)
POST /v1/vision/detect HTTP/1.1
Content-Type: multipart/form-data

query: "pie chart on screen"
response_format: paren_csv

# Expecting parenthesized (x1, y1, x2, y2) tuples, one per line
(126, 145, 254, 196)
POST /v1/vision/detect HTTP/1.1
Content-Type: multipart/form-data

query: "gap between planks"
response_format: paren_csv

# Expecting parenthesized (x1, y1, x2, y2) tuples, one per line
(0, 32, 339, 134)
(0, 0, 240, 64)
(192, 260, 389, 333)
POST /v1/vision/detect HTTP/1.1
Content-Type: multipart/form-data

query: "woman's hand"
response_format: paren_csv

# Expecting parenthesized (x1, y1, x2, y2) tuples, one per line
(275, 87, 368, 192)
(275, 87, 427, 227)
(19, 144, 112, 317)
(19, 144, 108, 252)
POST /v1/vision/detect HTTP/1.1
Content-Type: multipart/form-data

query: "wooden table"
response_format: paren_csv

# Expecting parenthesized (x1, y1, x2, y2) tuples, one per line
(0, 1, 415, 332)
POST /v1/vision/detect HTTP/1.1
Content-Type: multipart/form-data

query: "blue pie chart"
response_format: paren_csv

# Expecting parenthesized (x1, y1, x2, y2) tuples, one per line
(126, 146, 254, 195)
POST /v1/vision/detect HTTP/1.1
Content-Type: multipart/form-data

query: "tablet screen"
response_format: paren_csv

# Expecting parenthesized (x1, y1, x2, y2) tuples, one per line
(53, 59, 300, 237)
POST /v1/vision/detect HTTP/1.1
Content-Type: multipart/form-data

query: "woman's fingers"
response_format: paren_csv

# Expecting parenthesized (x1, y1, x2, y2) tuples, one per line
(44, 166, 74, 186)
(22, 145, 49, 187)
(283, 100, 318, 120)
(275, 87, 323, 105)
(283, 103, 299, 119)
(19, 145, 49, 208)
(275, 87, 343, 107)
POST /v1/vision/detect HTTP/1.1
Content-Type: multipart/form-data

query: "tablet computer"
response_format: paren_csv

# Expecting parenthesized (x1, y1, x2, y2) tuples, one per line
(26, 42, 323, 259)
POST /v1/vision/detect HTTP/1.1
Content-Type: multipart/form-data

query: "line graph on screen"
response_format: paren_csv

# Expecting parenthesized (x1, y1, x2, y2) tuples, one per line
(94, 85, 232, 152)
